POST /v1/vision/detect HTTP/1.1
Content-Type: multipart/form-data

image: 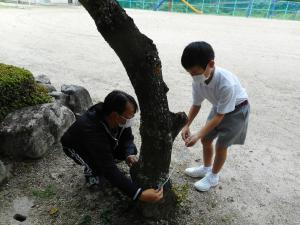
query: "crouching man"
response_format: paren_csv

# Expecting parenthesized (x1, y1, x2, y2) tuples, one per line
(61, 90, 163, 202)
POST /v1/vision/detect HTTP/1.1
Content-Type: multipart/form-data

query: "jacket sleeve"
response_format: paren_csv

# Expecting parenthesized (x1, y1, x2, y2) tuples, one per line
(119, 127, 138, 157)
(82, 130, 142, 200)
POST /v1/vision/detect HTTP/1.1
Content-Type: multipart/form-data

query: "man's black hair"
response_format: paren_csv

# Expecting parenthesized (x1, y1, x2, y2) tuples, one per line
(102, 90, 138, 116)
(181, 41, 215, 70)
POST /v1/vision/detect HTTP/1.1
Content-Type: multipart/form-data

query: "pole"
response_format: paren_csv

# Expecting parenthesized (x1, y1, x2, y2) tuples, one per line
(284, 1, 289, 18)
(267, 0, 272, 18)
(216, 0, 221, 14)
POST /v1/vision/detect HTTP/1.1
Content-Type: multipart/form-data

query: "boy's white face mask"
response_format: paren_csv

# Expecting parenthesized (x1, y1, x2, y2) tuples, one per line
(189, 63, 212, 82)
(192, 74, 206, 82)
(119, 116, 135, 128)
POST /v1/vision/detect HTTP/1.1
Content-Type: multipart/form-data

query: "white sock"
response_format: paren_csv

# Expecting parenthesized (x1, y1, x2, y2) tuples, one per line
(204, 166, 212, 171)
(210, 172, 219, 178)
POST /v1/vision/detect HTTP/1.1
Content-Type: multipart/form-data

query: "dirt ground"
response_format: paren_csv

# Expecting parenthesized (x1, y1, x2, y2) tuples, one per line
(0, 5, 300, 225)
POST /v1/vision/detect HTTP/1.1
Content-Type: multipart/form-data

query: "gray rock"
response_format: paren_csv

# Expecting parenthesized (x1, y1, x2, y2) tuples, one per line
(35, 74, 51, 85)
(61, 84, 93, 116)
(40, 84, 56, 93)
(0, 160, 8, 185)
(0, 103, 75, 159)
(49, 91, 68, 102)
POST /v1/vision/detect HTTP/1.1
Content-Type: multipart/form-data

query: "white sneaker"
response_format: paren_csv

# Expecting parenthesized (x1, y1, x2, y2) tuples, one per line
(194, 172, 219, 192)
(184, 166, 212, 178)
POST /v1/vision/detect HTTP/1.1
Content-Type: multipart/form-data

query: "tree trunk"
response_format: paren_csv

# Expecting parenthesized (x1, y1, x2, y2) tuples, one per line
(79, 0, 188, 218)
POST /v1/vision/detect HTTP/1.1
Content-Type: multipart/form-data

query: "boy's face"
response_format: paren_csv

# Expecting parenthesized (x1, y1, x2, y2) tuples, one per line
(186, 60, 215, 77)
(187, 66, 206, 76)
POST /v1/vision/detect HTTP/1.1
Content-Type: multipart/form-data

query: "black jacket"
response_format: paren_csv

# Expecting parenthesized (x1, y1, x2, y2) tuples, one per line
(61, 103, 141, 199)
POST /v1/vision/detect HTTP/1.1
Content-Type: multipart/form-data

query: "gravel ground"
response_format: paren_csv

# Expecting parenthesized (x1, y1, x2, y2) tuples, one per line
(0, 5, 299, 225)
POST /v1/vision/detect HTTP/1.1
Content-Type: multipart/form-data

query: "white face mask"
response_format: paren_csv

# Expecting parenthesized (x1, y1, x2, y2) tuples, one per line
(192, 74, 206, 82)
(119, 116, 135, 128)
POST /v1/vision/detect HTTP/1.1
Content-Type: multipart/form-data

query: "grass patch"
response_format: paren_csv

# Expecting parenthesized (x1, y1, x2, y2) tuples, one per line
(172, 183, 189, 206)
(100, 209, 112, 225)
(32, 185, 57, 199)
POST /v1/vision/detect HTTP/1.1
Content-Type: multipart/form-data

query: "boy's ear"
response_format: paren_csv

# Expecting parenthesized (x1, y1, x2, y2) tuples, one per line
(208, 60, 215, 68)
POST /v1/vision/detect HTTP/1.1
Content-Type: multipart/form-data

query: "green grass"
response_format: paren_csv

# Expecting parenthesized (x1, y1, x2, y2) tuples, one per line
(100, 209, 112, 225)
(172, 183, 189, 206)
(32, 185, 57, 199)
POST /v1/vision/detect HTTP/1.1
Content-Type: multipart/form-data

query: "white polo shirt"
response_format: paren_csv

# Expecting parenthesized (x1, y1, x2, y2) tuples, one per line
(192, 67, 248, 114)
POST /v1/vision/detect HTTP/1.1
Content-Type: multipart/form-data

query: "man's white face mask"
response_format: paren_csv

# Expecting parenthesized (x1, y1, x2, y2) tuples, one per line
(119, 116, 135, 128)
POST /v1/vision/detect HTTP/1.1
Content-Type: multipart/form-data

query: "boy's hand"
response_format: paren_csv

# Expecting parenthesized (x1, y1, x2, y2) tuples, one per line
(181, 126, 191, 141)
(185, 133, 201, 147)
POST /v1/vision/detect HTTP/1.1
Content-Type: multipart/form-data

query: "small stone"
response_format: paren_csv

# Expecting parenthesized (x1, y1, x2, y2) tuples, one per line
(35, 74, 51, 84)
(50, 173, 60, 180)
(231, 177, 236, 182)
(195, 159, 201, 162)
(259, 202, 266, 207)
(219, 185, 223, 190)
(266, 188, 271, 193)
(227, 196, 234, 202)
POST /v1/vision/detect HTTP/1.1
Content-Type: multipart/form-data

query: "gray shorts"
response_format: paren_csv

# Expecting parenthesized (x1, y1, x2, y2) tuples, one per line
(203, 103, 250, 148)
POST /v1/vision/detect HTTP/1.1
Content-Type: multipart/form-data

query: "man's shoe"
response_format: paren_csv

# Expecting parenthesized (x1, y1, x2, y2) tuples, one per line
(184, 166, 212, 178)
(194, 172, 219, 192)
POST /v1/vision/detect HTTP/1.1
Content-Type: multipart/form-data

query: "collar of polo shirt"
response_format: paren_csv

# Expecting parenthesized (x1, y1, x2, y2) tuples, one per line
(203, 67, 216, 86)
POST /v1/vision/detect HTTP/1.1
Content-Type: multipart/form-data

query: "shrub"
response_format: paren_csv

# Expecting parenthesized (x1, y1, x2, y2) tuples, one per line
(0, 63, 52, 122)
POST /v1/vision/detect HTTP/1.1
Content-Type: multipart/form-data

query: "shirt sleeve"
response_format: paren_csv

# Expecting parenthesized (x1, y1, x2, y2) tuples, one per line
(192, 82, 205, 106)
(83, 131, 142, 200)
(216, 85, 236, 114)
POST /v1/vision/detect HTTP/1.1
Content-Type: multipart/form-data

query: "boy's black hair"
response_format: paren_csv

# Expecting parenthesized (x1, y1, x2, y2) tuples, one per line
(102, 90, 138, 116)
(181, 41, 215, 70)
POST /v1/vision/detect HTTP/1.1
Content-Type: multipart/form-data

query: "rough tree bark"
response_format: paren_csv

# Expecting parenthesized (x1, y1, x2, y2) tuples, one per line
(79, 0, 188, 218)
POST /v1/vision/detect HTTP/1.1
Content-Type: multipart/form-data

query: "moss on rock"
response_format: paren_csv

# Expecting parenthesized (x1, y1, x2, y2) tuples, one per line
(0, 63, 51, 121)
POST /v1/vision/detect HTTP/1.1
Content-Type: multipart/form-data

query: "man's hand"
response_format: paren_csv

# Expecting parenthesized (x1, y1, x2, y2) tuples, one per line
(181, 126, 191, 141)
(185, 133, 201, 147)
(126, 155, 138, 167)
(139, 188, 164, 203)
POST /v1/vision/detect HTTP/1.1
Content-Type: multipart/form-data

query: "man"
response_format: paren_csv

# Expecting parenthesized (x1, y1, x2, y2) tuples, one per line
(61, 90, 163, 202)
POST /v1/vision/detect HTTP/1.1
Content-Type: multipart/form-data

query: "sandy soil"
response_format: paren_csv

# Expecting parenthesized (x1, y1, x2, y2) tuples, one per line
(0, 5, 300, 225)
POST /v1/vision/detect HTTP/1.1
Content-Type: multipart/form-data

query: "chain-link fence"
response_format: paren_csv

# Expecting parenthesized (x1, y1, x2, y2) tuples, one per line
(117, 0, 300, 20)
(0, 0, 299, 20)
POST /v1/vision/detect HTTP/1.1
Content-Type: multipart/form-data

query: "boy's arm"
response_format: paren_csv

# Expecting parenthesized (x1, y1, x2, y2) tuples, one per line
(186, 105, 201, 127)
(185, 114, 224, 147)
(198, 113, 224, 139)
(181, 105, 201, 140)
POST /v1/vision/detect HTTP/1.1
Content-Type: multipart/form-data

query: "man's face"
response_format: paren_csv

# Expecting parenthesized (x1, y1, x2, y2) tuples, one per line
(116, 102, 135, 126)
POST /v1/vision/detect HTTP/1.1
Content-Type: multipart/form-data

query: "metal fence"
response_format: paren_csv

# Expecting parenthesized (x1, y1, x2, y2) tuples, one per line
(117, 0, 300, 20)
(1, 0, 299, 20)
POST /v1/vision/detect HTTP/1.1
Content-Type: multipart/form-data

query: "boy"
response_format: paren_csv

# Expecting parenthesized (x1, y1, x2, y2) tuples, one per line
(181, 41, 250, 192)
